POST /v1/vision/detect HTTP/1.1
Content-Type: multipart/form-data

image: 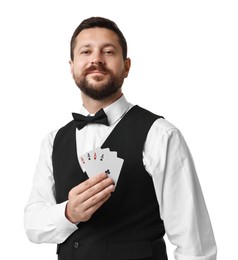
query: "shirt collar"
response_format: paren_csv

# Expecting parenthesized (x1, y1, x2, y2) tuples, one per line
(79, 95, 132, 126)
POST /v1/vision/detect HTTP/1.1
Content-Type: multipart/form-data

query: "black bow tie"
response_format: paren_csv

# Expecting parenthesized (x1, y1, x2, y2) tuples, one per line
(72, 108, 109, 130)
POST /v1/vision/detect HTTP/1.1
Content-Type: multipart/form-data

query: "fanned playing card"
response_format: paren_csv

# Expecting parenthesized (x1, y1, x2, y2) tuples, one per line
(79, 147, 124, 186)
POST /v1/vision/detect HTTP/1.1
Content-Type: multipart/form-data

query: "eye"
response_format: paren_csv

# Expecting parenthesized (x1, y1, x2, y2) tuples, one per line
(103, 49, 114, 55)
(80, 49, 91, 55)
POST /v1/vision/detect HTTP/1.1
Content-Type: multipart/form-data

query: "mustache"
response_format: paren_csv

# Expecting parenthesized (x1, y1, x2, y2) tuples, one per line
(84, 64, 108, 74)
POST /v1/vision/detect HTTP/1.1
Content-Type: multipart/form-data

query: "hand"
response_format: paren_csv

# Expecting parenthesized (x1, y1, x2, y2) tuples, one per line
(65, 173, 115, 223)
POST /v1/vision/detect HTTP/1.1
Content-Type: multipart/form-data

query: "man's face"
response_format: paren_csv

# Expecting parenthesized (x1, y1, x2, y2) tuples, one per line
(70, 27, 130, 100)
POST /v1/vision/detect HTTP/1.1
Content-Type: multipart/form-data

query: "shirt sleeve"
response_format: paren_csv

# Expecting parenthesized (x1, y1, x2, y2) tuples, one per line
(143, 119, 217, 260)
(24, 131, 78, 244)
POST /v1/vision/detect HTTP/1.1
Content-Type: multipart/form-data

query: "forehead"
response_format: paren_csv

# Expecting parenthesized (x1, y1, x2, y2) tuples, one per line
(75, 27, 120, 48)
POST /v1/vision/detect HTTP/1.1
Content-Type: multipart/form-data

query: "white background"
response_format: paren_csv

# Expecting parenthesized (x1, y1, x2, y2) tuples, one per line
(0, 0, 237, 259)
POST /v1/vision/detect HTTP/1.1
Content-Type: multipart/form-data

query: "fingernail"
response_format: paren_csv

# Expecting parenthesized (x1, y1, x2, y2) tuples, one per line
(101, 173, 107, 178)
(108, 185, 115, 191)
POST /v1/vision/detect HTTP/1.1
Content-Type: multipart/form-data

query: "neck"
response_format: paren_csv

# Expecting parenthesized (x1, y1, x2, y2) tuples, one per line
(81, 90, 123, 114)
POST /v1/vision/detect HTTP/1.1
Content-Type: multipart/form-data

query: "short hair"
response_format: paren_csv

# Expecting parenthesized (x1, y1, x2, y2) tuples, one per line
(70, 17, 127, 61)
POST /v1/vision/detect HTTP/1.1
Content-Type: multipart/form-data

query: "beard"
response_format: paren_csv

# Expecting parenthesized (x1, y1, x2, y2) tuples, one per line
(73, 64, 124, 101)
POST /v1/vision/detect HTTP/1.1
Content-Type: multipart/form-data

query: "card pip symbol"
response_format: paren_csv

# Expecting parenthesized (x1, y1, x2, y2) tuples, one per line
(80, 157, 85, 164)
(105, 169, 110, 174)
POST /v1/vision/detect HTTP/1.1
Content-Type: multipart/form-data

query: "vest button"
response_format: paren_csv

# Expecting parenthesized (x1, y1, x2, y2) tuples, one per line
(74, 242, 80, 248)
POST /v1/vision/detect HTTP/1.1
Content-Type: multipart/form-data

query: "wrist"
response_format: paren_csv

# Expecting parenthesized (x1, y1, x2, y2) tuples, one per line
(65, 202, 79, 224)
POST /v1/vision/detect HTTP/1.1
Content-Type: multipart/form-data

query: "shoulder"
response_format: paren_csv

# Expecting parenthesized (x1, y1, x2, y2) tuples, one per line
(39, 119, 72, 148)
(147, 117, 186, 147)
(152, 118, 178, 135)
(54, 120, 75, 139)
(39, 129, 58, 154)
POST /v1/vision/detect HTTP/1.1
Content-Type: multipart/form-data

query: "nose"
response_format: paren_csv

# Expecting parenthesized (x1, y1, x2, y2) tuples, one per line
(91, 51, 105, 65)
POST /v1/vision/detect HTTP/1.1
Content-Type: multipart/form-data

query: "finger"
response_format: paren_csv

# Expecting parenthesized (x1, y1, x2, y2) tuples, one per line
(69, 172, 109, 196)
(79, 177, 114, 203)
(67, 185, 114, 223)
(82, 192, 113, 220)
(83, 183, 115, 210)
(71, 178, 114, 209)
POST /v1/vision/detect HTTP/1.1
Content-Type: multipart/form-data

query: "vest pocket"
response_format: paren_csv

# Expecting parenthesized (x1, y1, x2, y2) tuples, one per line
(108, 240, 153, 259)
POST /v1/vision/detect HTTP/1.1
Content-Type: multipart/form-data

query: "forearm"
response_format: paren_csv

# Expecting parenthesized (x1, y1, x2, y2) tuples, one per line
(24, 131, 77, 244)
(24, 200, 77, 244)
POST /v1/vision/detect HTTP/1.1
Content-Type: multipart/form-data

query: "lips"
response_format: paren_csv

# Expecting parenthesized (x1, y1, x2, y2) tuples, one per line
(85, 64, 108, 75)
(87, 70, 107, 75)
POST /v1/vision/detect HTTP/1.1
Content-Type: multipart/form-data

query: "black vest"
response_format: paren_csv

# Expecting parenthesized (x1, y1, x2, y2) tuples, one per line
(53, 105, 168, 260)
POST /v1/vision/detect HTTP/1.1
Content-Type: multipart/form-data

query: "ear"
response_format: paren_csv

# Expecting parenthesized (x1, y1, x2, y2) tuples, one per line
(124, 58, 131, 78)
(69, 60, 74, 76)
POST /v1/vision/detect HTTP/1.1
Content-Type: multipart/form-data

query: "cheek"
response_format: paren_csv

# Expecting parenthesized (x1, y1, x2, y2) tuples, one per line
(111, 61, 126, 74)
(120, 64, 128, 78)
(71, 61, 86, 76)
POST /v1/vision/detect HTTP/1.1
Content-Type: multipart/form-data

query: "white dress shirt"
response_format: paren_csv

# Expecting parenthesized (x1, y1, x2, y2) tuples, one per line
(24, 95, 217, 260)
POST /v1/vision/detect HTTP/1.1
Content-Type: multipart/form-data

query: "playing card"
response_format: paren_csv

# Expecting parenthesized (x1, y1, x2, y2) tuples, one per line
(103, 156, 124, 185)
(79, 147, 124, 186)
(90, 147, 110, 162)
(79, 147, 109, 173)
(84, 148, 117, 177)
(79, 148, 109, 171)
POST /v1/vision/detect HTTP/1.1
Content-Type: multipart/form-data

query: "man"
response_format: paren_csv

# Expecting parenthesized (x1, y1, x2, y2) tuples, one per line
(24, 17, 217, 260)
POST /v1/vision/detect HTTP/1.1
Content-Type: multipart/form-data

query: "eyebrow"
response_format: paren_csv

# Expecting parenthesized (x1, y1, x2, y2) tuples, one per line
(78, 43, 118, 50)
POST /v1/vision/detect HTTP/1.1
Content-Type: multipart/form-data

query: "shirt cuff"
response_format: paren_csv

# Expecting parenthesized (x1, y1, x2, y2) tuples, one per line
(174, 250, 217, 260)
(53, 201, 78, 243)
